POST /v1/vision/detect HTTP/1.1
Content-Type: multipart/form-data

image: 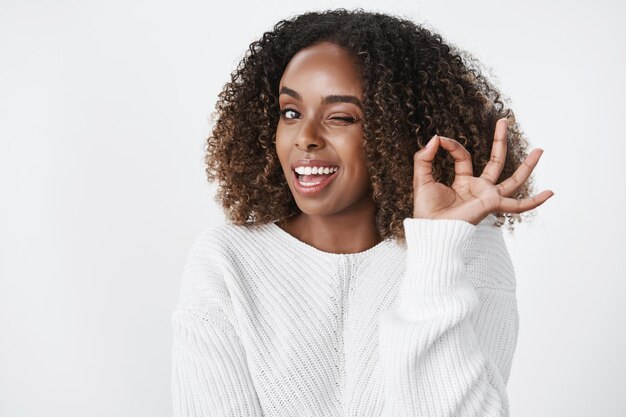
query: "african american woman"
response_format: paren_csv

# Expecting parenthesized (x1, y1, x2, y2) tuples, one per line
(171, 8, 554, 417)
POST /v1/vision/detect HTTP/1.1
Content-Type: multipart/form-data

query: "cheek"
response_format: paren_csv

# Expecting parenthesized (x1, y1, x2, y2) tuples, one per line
(339, 148, 371, 191)
(353, 162, 371, 189)
(355, 146, 372, 186)
(274, 131, 289, 164)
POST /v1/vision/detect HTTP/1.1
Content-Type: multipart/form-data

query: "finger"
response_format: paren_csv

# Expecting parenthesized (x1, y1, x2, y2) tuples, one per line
(480, 117, 508, 183)
(437, 136, 473, 177)
(496, 148, 544, 197)
(497, 190, 555, 213)
(413, 134, 441, 187)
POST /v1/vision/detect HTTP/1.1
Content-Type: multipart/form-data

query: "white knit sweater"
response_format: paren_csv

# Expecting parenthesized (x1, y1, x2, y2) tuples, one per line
(171, 214, 518, 417)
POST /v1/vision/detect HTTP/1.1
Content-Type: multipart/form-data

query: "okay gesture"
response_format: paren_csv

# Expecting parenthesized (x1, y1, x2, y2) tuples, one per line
(412, 118, 555, 226)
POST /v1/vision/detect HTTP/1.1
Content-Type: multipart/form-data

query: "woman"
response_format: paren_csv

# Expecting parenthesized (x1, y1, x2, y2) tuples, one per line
(171, 8, 554, 417)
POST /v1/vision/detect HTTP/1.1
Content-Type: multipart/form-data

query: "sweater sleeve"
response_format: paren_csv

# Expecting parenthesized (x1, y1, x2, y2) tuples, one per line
(377, 216, 517, 417)
(171, 229, 264, 417)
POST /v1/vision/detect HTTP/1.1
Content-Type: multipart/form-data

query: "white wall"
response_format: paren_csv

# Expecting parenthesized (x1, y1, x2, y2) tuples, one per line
(1, 0, 623, 416)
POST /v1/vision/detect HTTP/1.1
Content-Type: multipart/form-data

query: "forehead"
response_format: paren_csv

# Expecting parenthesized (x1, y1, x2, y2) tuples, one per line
(279, 42, 363, 97)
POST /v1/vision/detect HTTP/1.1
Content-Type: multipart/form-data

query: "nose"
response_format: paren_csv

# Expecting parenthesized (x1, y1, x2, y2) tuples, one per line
(295, 118, 325, 151)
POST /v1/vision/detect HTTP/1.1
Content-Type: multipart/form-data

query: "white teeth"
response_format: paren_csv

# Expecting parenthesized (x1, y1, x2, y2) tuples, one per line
(294, 166, 338, 175)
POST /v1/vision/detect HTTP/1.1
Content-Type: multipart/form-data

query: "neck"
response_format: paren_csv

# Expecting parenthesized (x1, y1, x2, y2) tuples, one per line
(278, 197, 382, 255)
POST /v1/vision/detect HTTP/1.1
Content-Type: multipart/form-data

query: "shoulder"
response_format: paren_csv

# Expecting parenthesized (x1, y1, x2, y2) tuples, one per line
(177, 222, 268, 309)
(186, 221, 269, 262)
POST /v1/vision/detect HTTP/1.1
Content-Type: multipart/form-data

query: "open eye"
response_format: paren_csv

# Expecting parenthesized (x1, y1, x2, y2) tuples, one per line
(280, 108, 300, 120)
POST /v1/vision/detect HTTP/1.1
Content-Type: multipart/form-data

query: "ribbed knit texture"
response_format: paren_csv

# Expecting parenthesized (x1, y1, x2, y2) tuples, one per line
(171, 214, 518, 417)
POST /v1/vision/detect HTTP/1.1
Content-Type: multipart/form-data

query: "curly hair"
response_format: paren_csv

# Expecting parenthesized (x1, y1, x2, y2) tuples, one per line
(205, 8, 536, 242)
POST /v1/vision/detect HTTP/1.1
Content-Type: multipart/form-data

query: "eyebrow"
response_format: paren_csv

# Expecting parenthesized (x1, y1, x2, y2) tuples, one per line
(279, 86, 363, 111)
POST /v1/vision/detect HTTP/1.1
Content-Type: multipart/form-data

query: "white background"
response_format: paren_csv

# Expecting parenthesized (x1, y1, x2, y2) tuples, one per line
(1, 0, 624, 416)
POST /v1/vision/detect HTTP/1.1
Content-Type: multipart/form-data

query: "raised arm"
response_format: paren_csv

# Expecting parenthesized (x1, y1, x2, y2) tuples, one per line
(171, 229, 264, 417)
(376, 115, 552, 415)
(377, 216, 517, 416)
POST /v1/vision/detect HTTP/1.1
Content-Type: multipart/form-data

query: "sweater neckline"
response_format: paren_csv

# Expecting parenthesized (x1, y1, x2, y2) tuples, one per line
(267, 221, 394, 260)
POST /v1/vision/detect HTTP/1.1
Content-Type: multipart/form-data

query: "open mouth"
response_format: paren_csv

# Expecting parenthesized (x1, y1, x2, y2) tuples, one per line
(292, 167, 339, 195)
(293, 165, 338, 183)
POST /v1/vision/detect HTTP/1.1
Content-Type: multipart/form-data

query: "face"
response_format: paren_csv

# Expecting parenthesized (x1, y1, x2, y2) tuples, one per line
(275, 41, 373, 217)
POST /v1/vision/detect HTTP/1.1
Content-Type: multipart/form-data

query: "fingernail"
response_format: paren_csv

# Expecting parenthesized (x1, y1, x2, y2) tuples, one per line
(426, 135, 437, 147)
